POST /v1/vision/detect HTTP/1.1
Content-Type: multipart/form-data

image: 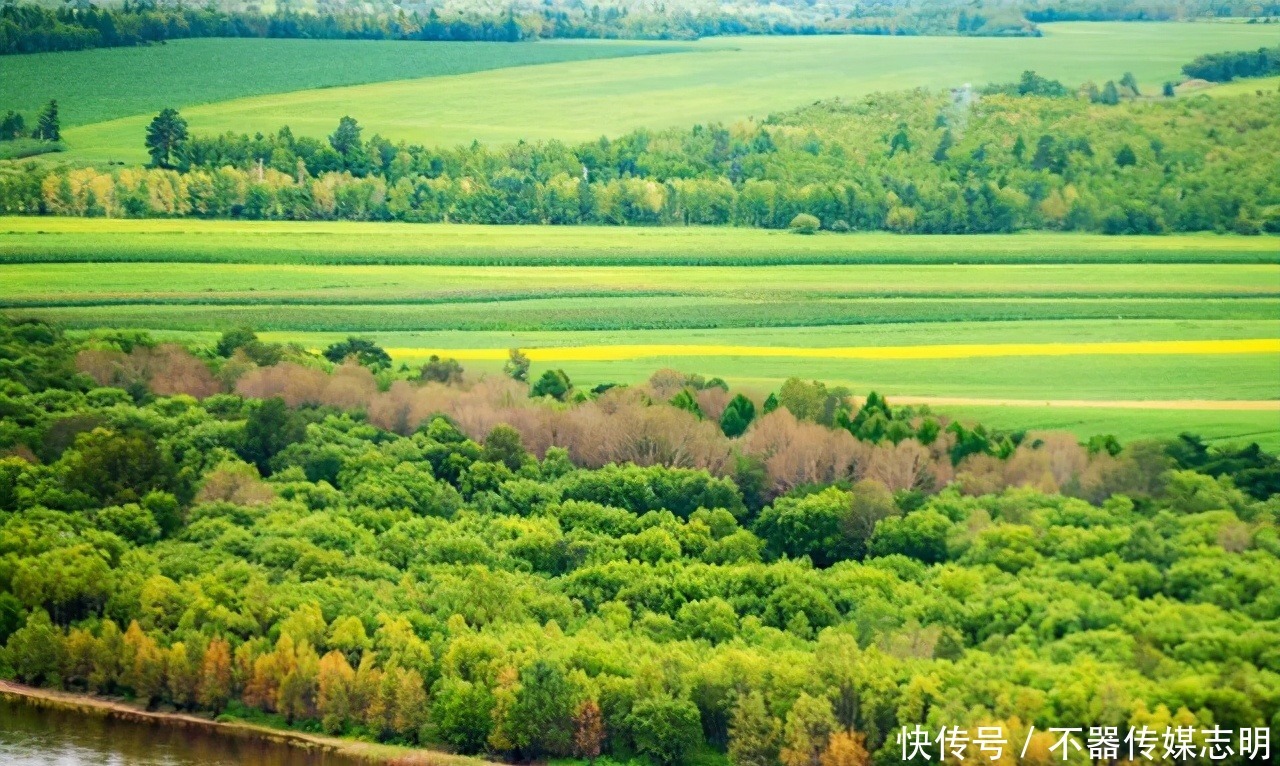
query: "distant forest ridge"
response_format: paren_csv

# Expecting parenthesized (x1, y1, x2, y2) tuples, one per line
(2, 0, 1280, 54)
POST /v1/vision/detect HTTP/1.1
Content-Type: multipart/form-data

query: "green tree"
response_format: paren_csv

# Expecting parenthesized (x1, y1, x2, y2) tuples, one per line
(329, 116, 363, 156)
(720, 393, 757, 437)
(216, 327, 258, 358)
(780, 693, 837, 766)
(729, 691, 782, 766)
(0, 110, 25, 141)
(506, 660, 576, 758)
(239, 397, 305, 475)
(777, 377, 846, 425)
(4, 610, 62, 685)
(145, 108, 189, 168)
(840, 479, 900, 560)
(933, 129, 954, 162)
(1120, 71, 1141, 96)
(670, 389, 703, 417)
(504, 348, 531, 382)
(96, 503, 160, 545)
(60, 428, 174, 505)
(324, 337, 391, 369)
(327, 616, 371, 665)
(420, 354, 464, 384)
(1100, 80, 1121, 105)
(1012, 134, 1026, 162)
(867, 509, 953, 563)
(0, 592, 24, 645)
(755, 487, 852, 566)
(433, 677, 495, 753)
(35, 100, 59, 141)
(483, 424, 527, 471)
(531, 369, 572, 401)
(628, 695, 703, 766)
(889, 123, 911, 155)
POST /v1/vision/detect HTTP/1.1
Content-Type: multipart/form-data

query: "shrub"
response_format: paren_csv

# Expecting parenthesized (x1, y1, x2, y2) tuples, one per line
(788, 213, 821, 234)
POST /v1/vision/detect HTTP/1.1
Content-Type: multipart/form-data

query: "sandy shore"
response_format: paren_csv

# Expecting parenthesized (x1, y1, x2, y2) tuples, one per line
(0, 679, 481, 766)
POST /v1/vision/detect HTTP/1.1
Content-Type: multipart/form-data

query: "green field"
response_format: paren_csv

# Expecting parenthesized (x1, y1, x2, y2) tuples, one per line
(0, 38, 687, 128)
(1200, 74, 1280, 96)
(44, 22, 1280, 164)
(4, 263, 1279, 301)
(16, 297, 1280, 331)
(3, 218, 1277, 265)
(936, 405, 1280, 451)
(3, 217, 1276, 447)
(87, 321, 1279, 400)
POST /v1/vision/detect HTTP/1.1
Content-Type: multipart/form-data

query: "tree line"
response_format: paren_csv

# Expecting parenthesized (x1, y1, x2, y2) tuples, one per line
(1025, 0, 1280, 22)
(0, 0, 1038, 56)
(1182, 44, 1280, 81)
(6, 0, 1279, 56)
(7, 79, 1279, 234)
(1, 315, 1278, 763)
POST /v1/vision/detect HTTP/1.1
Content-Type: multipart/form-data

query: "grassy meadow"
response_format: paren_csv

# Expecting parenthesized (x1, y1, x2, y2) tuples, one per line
(42, 21, 1280, 164)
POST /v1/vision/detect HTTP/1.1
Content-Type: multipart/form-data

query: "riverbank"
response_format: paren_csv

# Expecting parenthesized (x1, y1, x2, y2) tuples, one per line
(0, 680, 483, 766)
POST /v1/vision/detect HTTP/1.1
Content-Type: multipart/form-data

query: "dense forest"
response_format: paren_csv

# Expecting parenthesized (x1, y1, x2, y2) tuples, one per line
(1, 316, 1278, 763)
(6, 78, 1279, 234)
(4, 0, 1280, 55)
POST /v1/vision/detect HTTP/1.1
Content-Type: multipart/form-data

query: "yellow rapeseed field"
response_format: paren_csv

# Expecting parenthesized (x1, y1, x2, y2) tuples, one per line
(388, 338, 1280, 363)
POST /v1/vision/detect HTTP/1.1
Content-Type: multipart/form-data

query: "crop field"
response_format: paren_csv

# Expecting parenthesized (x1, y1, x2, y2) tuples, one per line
(3, 219, 1277, 265)
(3, 217, 1277, 446)
(5, 263, 1280, 301)
(41, 21, 1280, 164)
(13, 297, 1280, 330)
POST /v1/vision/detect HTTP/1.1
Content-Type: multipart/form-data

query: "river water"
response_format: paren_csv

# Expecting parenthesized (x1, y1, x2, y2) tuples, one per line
(0, 696, 371, 766)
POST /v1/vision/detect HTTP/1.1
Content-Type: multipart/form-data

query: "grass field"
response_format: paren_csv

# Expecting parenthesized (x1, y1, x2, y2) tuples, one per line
(1202, 74, 1280, 96)
(936, 405, 1280, 451)
(43, 22, 1280, 164)
(0, 38, 687, 128)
